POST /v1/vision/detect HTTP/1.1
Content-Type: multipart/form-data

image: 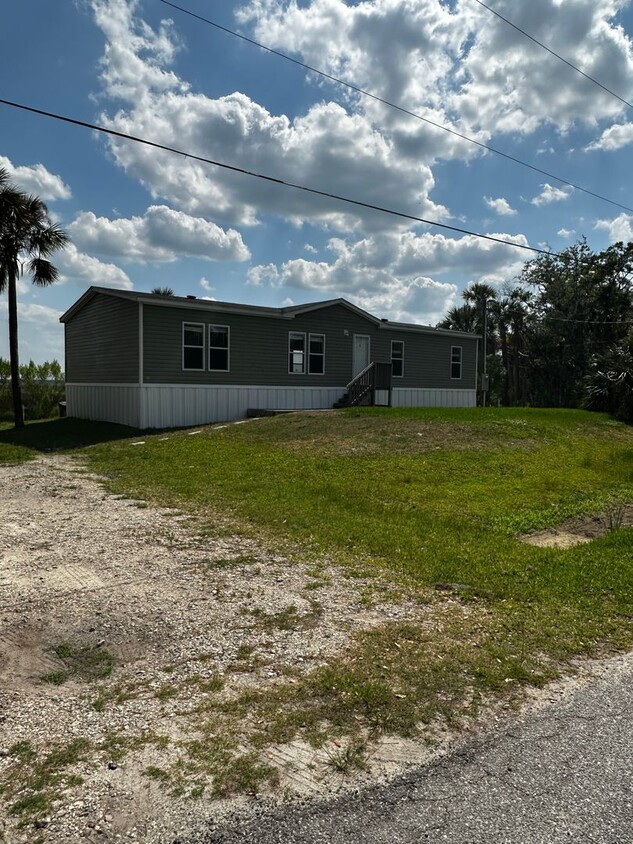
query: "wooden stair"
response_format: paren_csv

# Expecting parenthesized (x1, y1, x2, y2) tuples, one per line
(333, 362, 392, 409)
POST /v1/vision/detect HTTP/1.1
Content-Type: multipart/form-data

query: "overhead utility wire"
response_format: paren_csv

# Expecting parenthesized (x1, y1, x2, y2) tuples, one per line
(158, 0, 633, 216)
(471, 0, 633, 110)
(0, 98, 559, 258)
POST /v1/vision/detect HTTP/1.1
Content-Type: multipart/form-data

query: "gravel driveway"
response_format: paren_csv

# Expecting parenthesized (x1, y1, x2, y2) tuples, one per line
(0, 455, 431, 843)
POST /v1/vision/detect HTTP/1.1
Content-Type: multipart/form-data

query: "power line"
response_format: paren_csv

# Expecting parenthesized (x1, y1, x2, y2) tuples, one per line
(540, 315, 633, 325)
(158, 0, 633, 216)
(0, 97, 559, 257)
(471, 0, 633, 111)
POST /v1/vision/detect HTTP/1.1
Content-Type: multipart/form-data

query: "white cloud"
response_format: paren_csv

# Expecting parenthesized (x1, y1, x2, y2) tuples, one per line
(57, 243, 133, 289)
(0, 301, 64, 363)
(595, 212, 633, 242)
(557, 228, 576, 238)
(0, 155, 71, 201)
(68, 206, 250, 263)
(239, 0, 633, 142)
(248, 228, 526, 323)
(484, 196, 517, 216)
(531, 183, 573, 206)
(304, 243, 317, 254)
(90, 0, 447, 232)
(200, 277, 214, 292)
(586, 122, 633, 151)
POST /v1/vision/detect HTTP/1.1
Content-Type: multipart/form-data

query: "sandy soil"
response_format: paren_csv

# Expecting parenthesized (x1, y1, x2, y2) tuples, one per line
(521, 504, 633, 548)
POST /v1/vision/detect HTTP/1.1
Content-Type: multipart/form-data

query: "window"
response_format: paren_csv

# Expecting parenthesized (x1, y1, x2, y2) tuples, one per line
(309, 334, 325, 374)
(209, 324, 229, 371)
(289, 332, 306, 374)
(183, 322, 204, 370)
(451, 346, 462, 379)
(391, 340, 404, 378)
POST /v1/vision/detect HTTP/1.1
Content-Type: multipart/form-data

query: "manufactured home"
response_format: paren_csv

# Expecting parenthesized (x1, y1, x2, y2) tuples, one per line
(60, 287, 479, 429)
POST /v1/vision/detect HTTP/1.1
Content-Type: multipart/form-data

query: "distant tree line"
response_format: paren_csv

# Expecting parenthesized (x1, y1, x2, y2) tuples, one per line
(0, 358, 64, 421)
(438, 239, 633, 422)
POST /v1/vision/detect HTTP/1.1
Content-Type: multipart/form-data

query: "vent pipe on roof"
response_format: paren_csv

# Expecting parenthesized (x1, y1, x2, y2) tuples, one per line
(186, 295, 197, 300)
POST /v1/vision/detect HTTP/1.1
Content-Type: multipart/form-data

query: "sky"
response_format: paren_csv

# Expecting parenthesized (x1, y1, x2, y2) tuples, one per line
(2, 0, 633, 364)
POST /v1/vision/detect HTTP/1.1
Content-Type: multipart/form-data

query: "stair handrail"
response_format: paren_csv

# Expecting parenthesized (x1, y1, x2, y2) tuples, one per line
(345, 361, 375, 390)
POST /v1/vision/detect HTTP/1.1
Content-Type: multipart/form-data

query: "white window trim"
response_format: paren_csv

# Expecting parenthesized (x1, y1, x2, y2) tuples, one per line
(182, 321, 205, 372)
(289, 331, 307, 375)
(391, 340, 405, 378)
(308, 333, 326, 376)
(209, 324, 230, 372)
(451, 345, 463, 380)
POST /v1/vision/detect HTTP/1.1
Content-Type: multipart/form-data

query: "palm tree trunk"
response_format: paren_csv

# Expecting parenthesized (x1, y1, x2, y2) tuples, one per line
(7, 265, 24, 428)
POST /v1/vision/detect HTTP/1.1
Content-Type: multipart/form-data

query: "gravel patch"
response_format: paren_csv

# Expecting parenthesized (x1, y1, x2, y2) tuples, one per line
(0, 455, 429, 843)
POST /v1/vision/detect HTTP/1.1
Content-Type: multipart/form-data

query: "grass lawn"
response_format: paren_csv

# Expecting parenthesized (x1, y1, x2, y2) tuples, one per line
(2, 407, 632, 789)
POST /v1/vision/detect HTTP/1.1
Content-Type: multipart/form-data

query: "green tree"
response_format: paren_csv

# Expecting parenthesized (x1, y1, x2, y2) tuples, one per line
(151, 286, 174, 296)
(520, 239, 633, 407)
(0, 168, 69, 428)
(583, 332, 633, 422)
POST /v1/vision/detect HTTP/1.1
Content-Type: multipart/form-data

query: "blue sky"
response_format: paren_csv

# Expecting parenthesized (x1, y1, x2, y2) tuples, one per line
(2, 0, 633, 363)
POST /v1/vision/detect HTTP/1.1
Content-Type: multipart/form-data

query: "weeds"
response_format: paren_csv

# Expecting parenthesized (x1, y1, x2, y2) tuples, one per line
(40, 640, 114, 685)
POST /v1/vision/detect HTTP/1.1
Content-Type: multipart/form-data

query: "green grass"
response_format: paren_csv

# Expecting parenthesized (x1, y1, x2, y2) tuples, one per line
(2, 407, 632, 799)
(40, 641, 115, 685)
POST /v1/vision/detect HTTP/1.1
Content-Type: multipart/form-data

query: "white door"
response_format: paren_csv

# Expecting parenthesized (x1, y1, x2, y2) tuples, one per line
(352, 335, 371, 377)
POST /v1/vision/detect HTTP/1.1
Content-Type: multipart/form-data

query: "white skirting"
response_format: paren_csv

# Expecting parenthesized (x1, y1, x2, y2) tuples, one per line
(140, 385, 345, 429)
(392, 388, 476, 408)
(65, 383, 477, 429)
(66, 384, 141, 428)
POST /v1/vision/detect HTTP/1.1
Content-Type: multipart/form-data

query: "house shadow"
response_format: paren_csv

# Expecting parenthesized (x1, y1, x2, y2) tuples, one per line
(0, 417, 140, 455)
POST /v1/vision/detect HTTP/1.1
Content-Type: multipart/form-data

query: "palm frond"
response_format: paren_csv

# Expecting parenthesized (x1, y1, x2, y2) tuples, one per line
(27, 257, 60, 287)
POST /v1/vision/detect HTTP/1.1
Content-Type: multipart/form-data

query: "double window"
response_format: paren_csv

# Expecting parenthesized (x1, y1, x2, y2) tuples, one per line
(182, 322, 229, 371)
(288, 332, 326, 374)
(391, 340, 404, 378)
(451, 346, 462, 379)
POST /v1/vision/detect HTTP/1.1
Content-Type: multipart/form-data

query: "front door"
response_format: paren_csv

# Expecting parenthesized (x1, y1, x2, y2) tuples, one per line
(352, 334, 371, 377)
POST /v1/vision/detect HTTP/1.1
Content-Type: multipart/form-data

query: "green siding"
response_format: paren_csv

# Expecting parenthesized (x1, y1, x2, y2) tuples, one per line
(65, 294, 139, 383)
(142, 302, 477, 390)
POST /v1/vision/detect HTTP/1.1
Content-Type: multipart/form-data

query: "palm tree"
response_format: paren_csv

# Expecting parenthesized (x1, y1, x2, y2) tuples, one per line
(0, 168, 69, 428)
(151, 286, 174, 296)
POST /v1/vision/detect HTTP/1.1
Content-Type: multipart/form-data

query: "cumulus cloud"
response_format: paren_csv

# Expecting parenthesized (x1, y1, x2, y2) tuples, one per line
(248, 228, 526, 323)
(0, 301, 64, 362)
(239, 0, 633, 141)
(200, 277, 214, 292)
(595, 213, 633, 242)
(57, 243, 133, 289)
(586, 122, 633, 151)
(0, 155, 71, 201)
(531, 183, 574, 206)
(484, 196, 517, 216)
(90, 0, 447, 232)
(557, 228, 576, 238)
(68, 206, 250, 263)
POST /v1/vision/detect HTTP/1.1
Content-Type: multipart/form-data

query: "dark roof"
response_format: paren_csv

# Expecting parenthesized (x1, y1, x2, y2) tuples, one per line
(59, 286, 480, 339)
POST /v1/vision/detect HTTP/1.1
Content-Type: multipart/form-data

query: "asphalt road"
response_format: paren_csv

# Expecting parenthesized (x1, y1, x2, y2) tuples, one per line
(181, 650, 633, 844)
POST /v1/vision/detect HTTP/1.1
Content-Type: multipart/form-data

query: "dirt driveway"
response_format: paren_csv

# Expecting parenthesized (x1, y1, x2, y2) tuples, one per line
(0, 455, 437, 843)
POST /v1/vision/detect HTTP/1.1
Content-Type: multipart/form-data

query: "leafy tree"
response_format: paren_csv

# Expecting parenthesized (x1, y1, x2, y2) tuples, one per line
(0, 169, 69, 428)
(151, 286, 174, 296)
(583, 333, 633, 423)
(437, 239, 633, 414)
(0, 357, 65, 421)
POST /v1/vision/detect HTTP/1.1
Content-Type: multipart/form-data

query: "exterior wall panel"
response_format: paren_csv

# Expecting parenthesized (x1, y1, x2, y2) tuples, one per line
(65, 294, 138, 383)
(140, 385, 346, 428)
(142, 303, 478, 391)
(392, 388, 476, 408)
(66, 384, 141, 427)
